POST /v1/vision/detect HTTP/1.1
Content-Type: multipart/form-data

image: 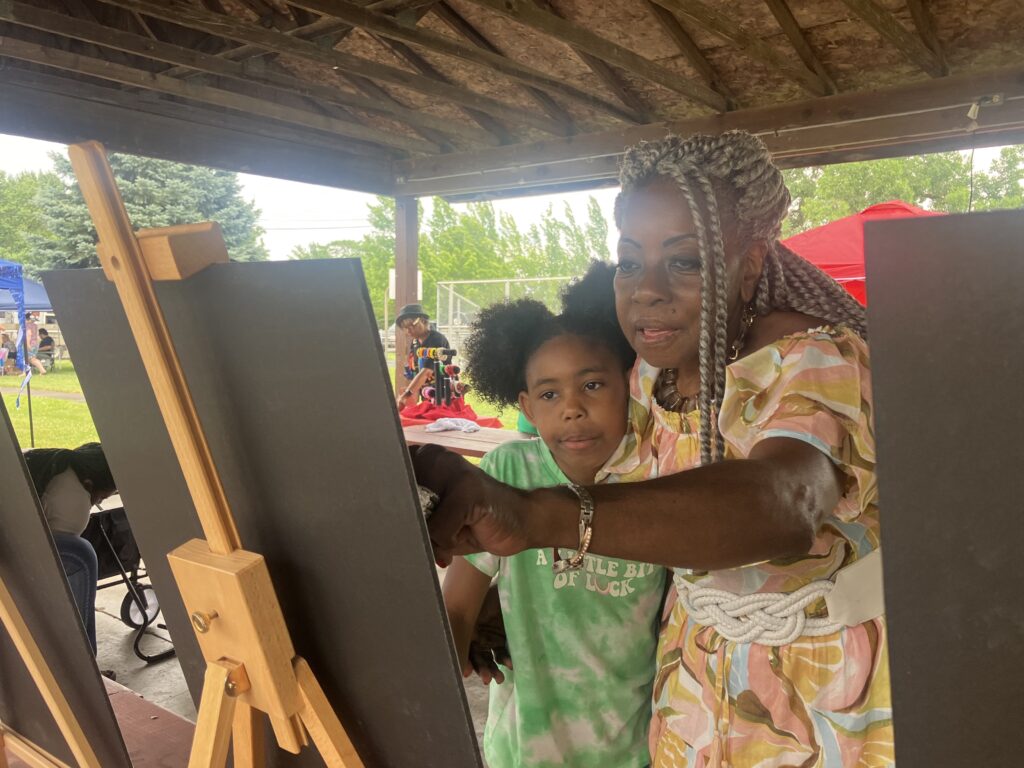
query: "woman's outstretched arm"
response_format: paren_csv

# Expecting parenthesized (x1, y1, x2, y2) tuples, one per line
(417, 437, 841, 571)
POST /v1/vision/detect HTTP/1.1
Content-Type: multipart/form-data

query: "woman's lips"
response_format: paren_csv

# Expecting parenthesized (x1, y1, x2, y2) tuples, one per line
(637, 327, 678, 344)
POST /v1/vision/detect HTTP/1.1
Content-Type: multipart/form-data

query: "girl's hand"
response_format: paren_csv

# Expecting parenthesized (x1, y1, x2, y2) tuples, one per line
(465, 585, 512, 685)
(412, 445, 533, 565)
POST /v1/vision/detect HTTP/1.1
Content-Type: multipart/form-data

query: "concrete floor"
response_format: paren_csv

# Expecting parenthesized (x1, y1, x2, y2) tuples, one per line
(93, 569, 491, 747)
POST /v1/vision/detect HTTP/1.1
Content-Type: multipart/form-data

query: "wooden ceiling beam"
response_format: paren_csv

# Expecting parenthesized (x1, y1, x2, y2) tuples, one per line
(462, 0, 726, 111)
(532, 0, 653, 122)
(0, 2, 496, 147)
(285, 0, 646, 122)
(763, 0, 837, 94)
(0, 35, 438, 155)
(432, 1, 575, 132)
(906, 0, 947, 73)
(644, 0, 736, 108)
(837, 0, 945, 77)
(91, 0, 569, 135)
(395, 64, 1024, 195)
(0, 68, 396, 194)
(650, 0, 828, 96)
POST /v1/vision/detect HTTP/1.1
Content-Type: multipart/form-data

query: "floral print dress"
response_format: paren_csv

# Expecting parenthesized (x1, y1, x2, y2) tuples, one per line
(605, 327, 893, 768)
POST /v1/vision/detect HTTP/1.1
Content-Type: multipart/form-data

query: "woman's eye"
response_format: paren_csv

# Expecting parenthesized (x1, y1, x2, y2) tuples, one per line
(668, 256, 700, 273)
(615, 259, 639, 275)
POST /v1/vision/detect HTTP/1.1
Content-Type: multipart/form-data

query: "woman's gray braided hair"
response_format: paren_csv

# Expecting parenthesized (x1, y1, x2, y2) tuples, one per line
(614, 130, 866, 465)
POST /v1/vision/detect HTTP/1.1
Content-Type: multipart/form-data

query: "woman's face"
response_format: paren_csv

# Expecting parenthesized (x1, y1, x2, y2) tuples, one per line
(614, 177, 760, 372)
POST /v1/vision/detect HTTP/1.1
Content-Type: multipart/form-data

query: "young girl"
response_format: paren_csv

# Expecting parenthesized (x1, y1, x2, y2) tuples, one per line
(443, 298, 665, 768)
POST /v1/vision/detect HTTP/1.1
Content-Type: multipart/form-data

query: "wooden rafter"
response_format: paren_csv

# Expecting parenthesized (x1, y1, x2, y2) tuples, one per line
(361, 1, 518, 151)
(838, 0, 945, 77)
(650, 0, 829, 96)
(431, 1, 575, 132)
(1, 65, 396, 175)
(644, 0, 736, 108)
(373, 34, 516, 143)
(763, 0, 837, 94)
(462, 0, 727, 111)
(395, 64, 1024, 196)
(906, 0, 947, 73)
(533, 0, 653, 122)
(235, 0, 297, 31)
(163, 16, 348, 77)
(0, 2, 497, 148)
(284, 0, 646, 122)
(0, 36, 437, 155)
(90, 0, 569, 135)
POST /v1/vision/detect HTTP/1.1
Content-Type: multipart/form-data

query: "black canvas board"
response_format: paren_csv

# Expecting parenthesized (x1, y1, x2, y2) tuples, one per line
(0, 401, 131, 766)
(865, 210, 1024, 766)
(44, 260, 481, 768)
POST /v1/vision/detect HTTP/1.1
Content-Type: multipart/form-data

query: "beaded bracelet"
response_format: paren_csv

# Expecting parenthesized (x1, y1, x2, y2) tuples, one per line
(552, 482, 595, 573)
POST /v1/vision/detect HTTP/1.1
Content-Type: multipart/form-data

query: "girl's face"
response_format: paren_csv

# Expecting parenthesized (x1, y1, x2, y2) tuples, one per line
(614, 177, 762, 374)
(518, 335, 629, 486)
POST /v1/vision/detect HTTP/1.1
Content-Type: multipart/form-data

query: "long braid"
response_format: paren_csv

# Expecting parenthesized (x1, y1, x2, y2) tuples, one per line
(616, 130, 867, 464)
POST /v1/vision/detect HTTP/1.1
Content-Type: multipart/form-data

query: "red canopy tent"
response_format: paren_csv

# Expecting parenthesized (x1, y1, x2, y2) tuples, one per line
(782, 201, 944, 305)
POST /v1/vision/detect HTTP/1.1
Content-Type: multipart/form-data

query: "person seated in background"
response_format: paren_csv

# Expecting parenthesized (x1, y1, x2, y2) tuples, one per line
(24, 443, 118, 653)
(0, 332, 15, 374)
(36, 328, 55, 371)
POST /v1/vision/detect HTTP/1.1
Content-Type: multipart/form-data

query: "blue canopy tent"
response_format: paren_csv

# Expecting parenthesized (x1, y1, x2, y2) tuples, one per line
(0, 271, 52, 313)
(0, 258, 46, 446)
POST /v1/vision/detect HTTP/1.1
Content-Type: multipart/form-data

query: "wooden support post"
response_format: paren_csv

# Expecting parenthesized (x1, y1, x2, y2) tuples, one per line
(394, 196, 418, 393)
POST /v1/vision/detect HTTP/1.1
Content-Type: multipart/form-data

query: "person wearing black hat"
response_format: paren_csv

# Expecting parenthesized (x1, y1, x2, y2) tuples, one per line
(397, 303, 450, 363)
(396, 304, 450, 408)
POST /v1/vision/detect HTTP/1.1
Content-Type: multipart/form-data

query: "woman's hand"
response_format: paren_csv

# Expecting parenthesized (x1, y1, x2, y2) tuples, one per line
(411, 444, 534, 566)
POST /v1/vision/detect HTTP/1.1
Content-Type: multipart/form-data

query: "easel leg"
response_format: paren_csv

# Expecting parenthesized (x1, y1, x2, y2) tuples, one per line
(188, 663, 238, 768)
(294, 658, 364, 768)
(0, 729, 9, 768)
(231, 703, 265, 768)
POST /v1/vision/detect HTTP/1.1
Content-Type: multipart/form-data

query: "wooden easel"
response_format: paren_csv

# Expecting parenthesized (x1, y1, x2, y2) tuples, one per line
(67, 141, 364, 768)
(0, 578, 100, 768)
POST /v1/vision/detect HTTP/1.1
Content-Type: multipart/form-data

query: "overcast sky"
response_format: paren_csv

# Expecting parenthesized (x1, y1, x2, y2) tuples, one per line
(1, 132, 1005, 262)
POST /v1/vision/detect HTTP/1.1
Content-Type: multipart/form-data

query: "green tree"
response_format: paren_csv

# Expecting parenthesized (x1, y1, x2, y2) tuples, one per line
(27, 152, 267, 275)
(292, 194, 612, 326)
(972, 145, 1024, 211)
(782, 152, 972, 236)
(0, 170, 60, 264)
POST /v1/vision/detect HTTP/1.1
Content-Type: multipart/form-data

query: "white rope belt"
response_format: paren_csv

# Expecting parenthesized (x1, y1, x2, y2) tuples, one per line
(680, 581, 840, 646)
(678, 549, 886, 647)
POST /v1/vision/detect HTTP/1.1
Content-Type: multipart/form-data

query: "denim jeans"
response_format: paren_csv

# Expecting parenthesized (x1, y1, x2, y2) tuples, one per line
(52, 532, 98, 654)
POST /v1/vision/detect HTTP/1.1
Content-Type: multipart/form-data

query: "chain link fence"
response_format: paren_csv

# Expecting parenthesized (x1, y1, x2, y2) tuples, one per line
(434, 276, 573, 357)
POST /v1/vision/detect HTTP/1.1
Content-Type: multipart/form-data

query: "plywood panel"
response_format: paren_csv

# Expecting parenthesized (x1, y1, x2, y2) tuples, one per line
(865, 210, 1024, 766)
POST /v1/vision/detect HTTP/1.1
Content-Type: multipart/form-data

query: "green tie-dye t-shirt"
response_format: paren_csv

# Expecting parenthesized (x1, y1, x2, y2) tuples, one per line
(466, 439, 665, 768)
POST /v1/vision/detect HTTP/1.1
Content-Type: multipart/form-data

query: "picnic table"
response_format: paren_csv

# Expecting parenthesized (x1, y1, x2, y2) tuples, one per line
(402, 424, 534, 458)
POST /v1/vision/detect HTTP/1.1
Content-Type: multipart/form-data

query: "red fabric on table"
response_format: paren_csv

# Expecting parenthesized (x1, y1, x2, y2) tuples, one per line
(399, 399, 503, 428)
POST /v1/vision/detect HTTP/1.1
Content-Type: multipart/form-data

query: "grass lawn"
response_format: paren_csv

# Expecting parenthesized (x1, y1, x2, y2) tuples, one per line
(10, 364, 86, 393)
(2, 393, 99, 449)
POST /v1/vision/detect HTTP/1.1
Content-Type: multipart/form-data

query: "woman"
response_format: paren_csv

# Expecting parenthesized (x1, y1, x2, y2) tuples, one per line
(417, 131, 890, 767)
